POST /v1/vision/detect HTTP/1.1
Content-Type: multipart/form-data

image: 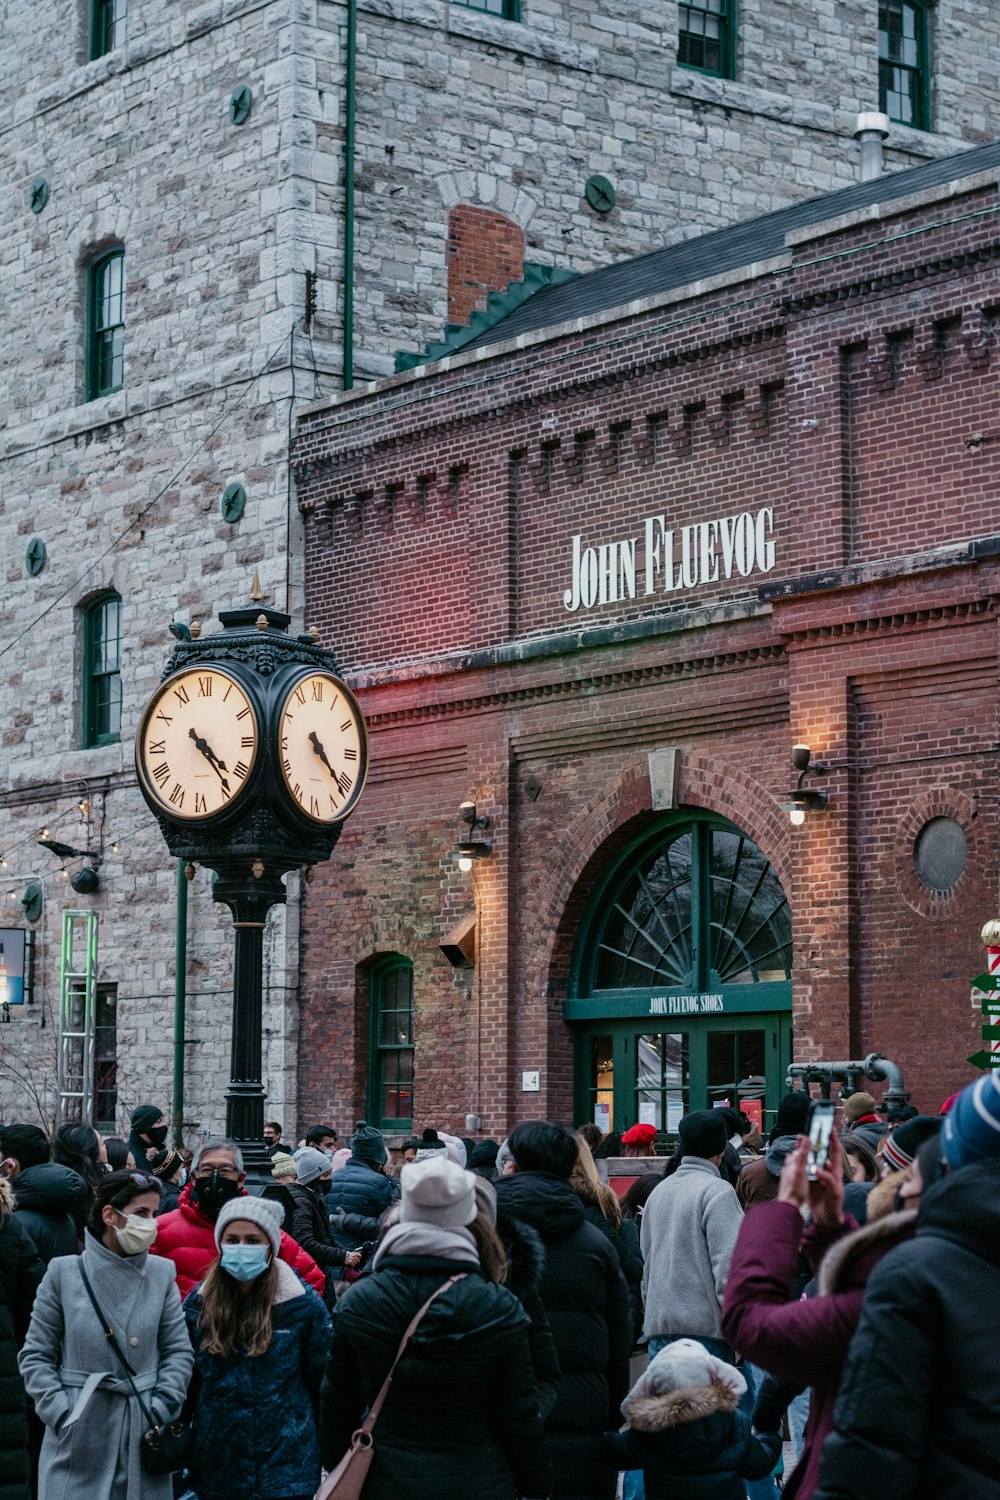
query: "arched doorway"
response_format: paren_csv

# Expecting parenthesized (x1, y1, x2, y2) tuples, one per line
(568, 811, 793, 1137)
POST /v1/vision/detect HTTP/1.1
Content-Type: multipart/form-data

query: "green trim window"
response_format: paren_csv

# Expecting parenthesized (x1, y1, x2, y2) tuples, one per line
(87, 249, 125, 401)
(83, 592, 122, 747)
(91, 0, 127, 58)
(678, 0, 735, 78)
(879, 1, 929, 129)
(368, 957, 414, 1131)
(451, 0, 519, 16)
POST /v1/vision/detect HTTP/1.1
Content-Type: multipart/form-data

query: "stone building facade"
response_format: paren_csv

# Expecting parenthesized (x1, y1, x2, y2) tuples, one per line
(2, 0, 1000, 1138)
(293, 145, 1000, 1139)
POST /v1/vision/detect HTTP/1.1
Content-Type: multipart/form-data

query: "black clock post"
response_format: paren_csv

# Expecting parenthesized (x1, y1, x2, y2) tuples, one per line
(135, 603, 368, 1186)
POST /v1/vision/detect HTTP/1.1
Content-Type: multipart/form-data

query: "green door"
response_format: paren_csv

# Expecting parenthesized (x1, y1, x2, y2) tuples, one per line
(569, 812, 792, 1138)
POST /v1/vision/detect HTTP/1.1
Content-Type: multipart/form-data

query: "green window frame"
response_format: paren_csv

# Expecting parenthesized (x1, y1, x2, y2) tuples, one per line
(83, 592, 122, 747)
(90, 0, 127, 59)
(451, 0, 519, 17)
(87, 249, 125, 401)
(878, 0, 929, 130)
(678, 0, 735, 79)
(367, 957, 414, 1132)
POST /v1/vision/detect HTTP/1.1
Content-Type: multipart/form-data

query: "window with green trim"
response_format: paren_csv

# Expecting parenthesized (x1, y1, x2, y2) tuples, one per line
(678, 0, 734, 78)
(87, 249, 125, 401)
(368, 958, 414, 1131)
(91, 0, 127, 58)
(451, 0, 519, 16)
(878, 1, 929, 129)
(83, 593, 122, 747)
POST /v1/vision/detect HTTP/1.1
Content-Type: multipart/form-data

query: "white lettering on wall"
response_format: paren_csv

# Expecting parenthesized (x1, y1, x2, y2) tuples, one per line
(567, 507, 775, 614)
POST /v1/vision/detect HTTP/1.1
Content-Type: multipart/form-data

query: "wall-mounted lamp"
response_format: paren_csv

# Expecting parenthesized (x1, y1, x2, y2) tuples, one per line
(37, 838, 102, 893)
(782, 744, 828, 826)
(455, 801, 491, 872)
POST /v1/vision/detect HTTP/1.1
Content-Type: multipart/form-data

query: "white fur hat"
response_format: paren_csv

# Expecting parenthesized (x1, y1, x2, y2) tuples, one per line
(625, 1338, 747, 1408)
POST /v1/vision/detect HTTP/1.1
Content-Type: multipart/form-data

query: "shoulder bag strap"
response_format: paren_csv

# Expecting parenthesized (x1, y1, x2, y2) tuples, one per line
(78, 1258, 159, 1430)
(358, 1272, 468, 1438)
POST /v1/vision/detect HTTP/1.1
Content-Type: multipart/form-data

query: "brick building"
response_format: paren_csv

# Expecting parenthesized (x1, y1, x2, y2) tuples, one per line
(293, 140, 1000, 1139)
(4, 0, 1000, 1138)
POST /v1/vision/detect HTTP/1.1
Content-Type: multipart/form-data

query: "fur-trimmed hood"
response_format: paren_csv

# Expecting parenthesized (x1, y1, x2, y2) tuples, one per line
(818, 1206, 917, 1296)
(623, 1381, 740, 1432)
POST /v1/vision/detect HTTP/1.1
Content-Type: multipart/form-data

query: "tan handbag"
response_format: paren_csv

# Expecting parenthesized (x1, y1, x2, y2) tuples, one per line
(314, 1273, 467, 1500)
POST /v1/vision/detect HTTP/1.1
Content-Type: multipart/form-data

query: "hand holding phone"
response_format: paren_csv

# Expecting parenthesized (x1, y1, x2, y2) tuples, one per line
(807, 1101, 836, 1181)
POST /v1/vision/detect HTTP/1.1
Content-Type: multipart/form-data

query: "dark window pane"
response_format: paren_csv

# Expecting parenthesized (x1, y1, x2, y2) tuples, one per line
(678, 0, 730, 77)
(636, 1031, 689, 1131)
(90, 251, 125, 398)
(372, 962, 414, 1126)
(85, 593, 122, 745)
(878, 1, 926, 127)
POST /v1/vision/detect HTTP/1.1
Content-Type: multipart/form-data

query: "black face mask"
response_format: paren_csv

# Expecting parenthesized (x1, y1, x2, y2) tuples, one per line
(191, 1171, 241, 1218)
(146, 1126, 168, 1149)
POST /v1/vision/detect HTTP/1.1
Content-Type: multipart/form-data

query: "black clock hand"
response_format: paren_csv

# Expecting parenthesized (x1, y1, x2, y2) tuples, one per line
(189, 728, 231, 791)
(308, 731, 335, 775)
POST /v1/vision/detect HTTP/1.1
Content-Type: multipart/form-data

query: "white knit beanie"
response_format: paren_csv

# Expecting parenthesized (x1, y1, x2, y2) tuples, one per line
(213, 1195, 283, 1257)
(400, 1156, 477, 1228)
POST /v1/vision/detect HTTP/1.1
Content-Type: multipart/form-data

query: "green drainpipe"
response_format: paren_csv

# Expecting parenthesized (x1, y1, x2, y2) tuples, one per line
(343, 0, 357, 391)
(172, 859, 188, 1146)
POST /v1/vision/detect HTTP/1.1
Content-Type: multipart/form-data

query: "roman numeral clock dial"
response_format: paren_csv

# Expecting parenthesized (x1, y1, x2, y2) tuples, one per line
(277, 671, 368, 824)
(136, 667, 260, 821)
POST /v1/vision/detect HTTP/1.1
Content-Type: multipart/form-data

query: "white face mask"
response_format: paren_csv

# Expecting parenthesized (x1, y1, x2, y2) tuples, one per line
(114, 1213, 158, 1256)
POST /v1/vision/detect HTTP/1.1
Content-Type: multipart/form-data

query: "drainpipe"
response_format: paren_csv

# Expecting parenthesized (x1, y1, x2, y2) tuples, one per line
(172, 859, 188, 1146)
(854, 112, 889, 182)
(343, 0, 357, 390)
(785, 1055, 909, 1105)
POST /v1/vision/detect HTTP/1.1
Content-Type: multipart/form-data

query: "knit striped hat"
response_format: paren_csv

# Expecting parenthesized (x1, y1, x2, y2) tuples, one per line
(881, 1116, 941, 1173)
(942, 1073, 1000, 1169)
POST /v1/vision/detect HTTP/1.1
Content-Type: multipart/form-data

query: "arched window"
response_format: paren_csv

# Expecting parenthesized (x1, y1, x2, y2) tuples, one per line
(90, 0, 127, 59)
(87, 248, 125, 400)
(878, 1, 929, 129)
(367, 957, 414, 1131)
(83, 592, 122, 747)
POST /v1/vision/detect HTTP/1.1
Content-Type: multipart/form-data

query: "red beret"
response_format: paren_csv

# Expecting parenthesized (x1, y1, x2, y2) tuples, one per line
(621, 1123, 657, 1146)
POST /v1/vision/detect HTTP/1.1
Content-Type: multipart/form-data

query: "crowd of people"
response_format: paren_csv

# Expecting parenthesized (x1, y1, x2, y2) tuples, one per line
(0, 1075, 998, 1500)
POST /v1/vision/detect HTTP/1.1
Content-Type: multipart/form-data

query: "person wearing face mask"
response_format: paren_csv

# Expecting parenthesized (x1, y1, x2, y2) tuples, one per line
(183, 1197, 330, 1500)
(18, 1170, 194, 1500)
(126, 1106, 169, 1170)
(284, 1149, 361, 1303)
(151, 1138, 325, 1300)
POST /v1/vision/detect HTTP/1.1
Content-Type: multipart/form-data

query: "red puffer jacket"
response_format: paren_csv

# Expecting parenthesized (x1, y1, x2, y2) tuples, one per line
(150, 1182, 325, 1299)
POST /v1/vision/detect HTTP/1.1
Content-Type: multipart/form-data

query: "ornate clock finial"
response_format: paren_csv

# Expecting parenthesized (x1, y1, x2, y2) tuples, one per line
(309, 626, 321, 643)
(189, 620, 202, 639)
(255, 613, 269, 634)
(249, 567, 266, 603)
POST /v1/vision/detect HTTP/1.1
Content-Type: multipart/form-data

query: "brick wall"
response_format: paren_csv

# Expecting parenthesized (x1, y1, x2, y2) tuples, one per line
(447, 206, 525, 327)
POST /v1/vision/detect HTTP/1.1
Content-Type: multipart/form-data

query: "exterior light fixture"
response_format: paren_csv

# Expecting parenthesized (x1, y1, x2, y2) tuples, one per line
(782, 745, 828, 826)
(455, 800, 491, 871)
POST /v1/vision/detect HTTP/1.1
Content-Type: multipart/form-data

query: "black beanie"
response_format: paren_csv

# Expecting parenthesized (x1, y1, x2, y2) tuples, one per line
(349, 1120, 387, 1165)
(677, 1110, 728, 1158)
(469, 1139, 500, 1169)
(883, 1115, 941, 1172)
(773, 1093, 811, 1137)
(131, 1104, 163, 1133)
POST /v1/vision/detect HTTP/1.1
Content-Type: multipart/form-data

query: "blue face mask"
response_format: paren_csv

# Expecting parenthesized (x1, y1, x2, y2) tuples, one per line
(220, 1244, 271, 1282)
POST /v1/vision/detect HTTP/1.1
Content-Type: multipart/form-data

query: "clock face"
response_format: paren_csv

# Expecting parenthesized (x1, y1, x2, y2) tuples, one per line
(277, 671, 367, 824)
(136, 667, 259, 821)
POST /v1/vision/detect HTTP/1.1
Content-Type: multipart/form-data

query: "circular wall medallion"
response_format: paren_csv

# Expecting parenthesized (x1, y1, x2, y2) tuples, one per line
(30, 177, 49, 214)
(584, 174, 616, 214)
(228, 85, 253, 125)
(25, 537, 47, 576)
(914, 817, 967, 892)
(21, 882, 44, 922)
(221, 482, 247, 523)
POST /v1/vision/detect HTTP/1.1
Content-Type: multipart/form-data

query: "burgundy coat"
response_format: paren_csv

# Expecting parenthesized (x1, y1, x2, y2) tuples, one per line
(721, 1200, 915, 1500)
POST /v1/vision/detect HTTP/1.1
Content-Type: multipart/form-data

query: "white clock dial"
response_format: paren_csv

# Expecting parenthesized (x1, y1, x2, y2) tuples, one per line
(277, 672, 367, 823)
(137, 667, 259, 820)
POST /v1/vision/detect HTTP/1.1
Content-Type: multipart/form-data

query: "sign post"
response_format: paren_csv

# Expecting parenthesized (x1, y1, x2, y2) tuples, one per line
(968, 919, 1000, 1070)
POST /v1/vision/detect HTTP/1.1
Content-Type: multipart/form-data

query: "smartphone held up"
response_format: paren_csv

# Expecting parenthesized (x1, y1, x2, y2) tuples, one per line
(806, 1100, 836, 1180)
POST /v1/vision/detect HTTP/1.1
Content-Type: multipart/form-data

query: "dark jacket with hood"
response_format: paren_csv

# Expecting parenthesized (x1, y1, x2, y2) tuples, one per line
(605, 1378, 781, 1500)
(11, 1165, 88, 1265)
(319, 1254, 550, 1500)
(325, 1159, 397, 1246)
(579, 1202, 644, 1344)
(494, 1170, 631, 1500)
(0, 1180, 44, 1500)
(735, 1135, 797, 1209)
(722, 1194, 915, 1500)
(494, 1202, 561, 1422)
(815, 1154, 1000, 1500)
(286, 1180, 348, 1289)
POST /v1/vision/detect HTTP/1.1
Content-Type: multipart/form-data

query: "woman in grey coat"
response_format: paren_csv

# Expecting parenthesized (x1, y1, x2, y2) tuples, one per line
(19, 1169, 193, 1500)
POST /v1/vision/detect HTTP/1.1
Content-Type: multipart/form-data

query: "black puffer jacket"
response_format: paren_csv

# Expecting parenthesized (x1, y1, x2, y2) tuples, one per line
(319, 1253, 550, 1500)
(580, 1202, 644, 1344)
(495, 1204, 561, 1421)
(11, 1165, 87, 1265)
(494, 1171, 631, 1500)
(287, 1181, 348, 1288)
(816, 1154, 1000, 1500)
(606, 1379, 781, 1500)
(0, 1183, 44, 1500)
(325, 1161, 397, 1247)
